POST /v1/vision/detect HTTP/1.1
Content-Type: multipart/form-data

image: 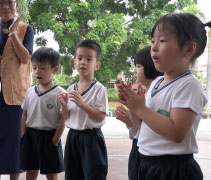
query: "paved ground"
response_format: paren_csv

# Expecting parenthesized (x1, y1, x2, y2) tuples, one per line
(1, 117, 211, 180)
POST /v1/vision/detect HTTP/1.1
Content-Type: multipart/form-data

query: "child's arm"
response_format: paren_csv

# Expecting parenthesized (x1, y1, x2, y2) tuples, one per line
(52, 113, 66, 146)
(134, 106, 195, 143)
(21, 110, 27, 137)
(69, 91, 106, 122)
(118, 82, 196, 143)
(128, 110, 142, 129)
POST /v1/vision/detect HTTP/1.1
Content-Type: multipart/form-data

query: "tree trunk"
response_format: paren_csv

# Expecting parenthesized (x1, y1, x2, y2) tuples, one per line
(207, 29, 211, 110)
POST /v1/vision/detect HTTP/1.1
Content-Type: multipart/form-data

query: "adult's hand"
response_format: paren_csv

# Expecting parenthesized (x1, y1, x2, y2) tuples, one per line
(9, 13, 24, 33)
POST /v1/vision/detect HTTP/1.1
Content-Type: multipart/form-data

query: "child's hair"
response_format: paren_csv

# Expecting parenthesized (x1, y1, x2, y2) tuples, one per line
(75, 39, 102, 61)
(31, 47, 60, 68)
(134, 46, 163, 79)
(151, 13, 211, 63)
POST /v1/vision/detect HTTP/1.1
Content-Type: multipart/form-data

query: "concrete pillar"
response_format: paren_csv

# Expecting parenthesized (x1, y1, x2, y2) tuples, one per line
(207, 29, 211, 110)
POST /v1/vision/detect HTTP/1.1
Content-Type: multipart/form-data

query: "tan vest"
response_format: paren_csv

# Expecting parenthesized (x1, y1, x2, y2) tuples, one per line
(0, 23, 31, 105)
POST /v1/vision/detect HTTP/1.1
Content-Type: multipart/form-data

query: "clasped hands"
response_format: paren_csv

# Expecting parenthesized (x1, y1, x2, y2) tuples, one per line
(117, 80, 145, 113)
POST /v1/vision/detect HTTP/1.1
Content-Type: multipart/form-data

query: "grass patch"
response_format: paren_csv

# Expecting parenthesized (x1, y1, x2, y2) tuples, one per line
(108, 101, 121, 111)
(107, 88, 120, 111)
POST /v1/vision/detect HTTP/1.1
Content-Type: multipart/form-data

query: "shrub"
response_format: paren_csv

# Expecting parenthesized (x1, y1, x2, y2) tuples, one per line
(107, 88, 118, 101)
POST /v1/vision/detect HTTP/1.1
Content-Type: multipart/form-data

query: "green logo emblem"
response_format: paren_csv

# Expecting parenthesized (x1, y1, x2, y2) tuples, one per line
(47, 104, 54, 109)
(157, 109, 170, 117)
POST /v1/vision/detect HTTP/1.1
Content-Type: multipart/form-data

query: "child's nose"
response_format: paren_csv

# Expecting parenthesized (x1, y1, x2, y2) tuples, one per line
(80, 59, 86, 64)
(151, 42, 158, 51)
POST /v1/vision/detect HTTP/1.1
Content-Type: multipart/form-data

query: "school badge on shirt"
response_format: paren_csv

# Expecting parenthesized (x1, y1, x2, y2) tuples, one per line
(157, 109, 170, 117)
(47, 104, 54, 109)
(2, 23, 9, 34)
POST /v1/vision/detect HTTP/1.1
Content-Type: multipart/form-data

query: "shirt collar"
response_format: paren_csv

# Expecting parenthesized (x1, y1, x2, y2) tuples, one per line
(1, 18, 14, 28)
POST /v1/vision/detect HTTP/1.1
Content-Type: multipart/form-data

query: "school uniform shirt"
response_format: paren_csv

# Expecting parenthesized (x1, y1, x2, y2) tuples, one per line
(129, 125, 140, 140)
(21, 85, 66, 130)
(65, 79, 109, 130)
(138, 71, 207, 156)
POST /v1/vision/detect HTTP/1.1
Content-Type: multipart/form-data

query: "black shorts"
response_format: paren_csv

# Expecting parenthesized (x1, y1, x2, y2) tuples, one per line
(64, 128, 108, 180)
(138, 153, 203, 180)
(128, 139, 140, 180)
(20, 127, 64, 174)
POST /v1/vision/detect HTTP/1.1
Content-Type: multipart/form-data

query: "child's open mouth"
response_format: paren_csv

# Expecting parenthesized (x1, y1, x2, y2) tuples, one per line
(36, 76, 42, 80)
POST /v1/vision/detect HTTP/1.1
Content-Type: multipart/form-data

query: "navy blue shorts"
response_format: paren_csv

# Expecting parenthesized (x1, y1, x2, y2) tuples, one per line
(0, 88, 24, 174)
(128, 139, 140, 180)
(64, 128, 108, 180)
(138, 153, 203, 180)
(20, 127, 64, 174)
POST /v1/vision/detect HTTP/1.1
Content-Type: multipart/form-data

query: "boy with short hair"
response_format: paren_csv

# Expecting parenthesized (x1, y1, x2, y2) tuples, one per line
(20, 47, 65, 180)
(58, 39, 109, 180)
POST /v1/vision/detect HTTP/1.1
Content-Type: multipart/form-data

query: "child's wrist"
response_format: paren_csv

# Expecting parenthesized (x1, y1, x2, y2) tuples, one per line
(61, 104, 68, 110)
(52, 138, 59, 146)
(126, 123, 132, 129)
(134, 105, 147, 117)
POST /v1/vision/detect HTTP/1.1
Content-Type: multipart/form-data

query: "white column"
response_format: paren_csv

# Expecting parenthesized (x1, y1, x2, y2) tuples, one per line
(206, 29, 211, 110)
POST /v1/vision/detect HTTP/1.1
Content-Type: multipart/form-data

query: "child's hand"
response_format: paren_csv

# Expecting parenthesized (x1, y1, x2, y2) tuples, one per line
(117, 80, 132, 102)
(69, 91, 84, 108)
(21, 130, 25, 137)
(52, 137, 59, 147)
(115, 105, 132, 127)
(117, 80, 130, 101)
(58, 92, 68, 106)
(117, 81, 145, 112)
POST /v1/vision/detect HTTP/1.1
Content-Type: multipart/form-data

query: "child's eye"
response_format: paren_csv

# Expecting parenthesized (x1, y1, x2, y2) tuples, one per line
(87, 59, 92, 61)
(160, 39, 166, 43)
(151, 39, 155, 44)
(77, 58, 82, 61)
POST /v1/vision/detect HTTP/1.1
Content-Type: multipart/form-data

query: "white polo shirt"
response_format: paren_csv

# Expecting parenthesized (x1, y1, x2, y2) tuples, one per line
(65, 79, 109, 130)
(138, 71, 207, 156)
(129, 125, 140, 140)
(22, 85, 66, 130)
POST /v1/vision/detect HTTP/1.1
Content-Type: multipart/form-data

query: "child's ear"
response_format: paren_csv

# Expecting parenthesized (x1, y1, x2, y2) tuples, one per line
(95, 61, 101, 70)
(185, 42, 196, 59)
(53, 66, 59, 74)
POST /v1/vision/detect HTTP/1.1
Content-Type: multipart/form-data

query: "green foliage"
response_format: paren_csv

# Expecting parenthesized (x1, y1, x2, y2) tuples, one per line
(60, 56, 74, 76)
(28, 0, 199, 86)
(191, 69, 207, 89)
(53, 73, 79, 90)
(53, 74, 69, 89)
(107, 88, 118, 101)
(182, 2, 205, 20)
(17, 0, 30, 23)
(35, 36, 47, 46)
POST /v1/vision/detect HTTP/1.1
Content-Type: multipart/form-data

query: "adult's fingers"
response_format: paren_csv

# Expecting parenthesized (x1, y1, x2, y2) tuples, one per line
(16, 13, 25, 23)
